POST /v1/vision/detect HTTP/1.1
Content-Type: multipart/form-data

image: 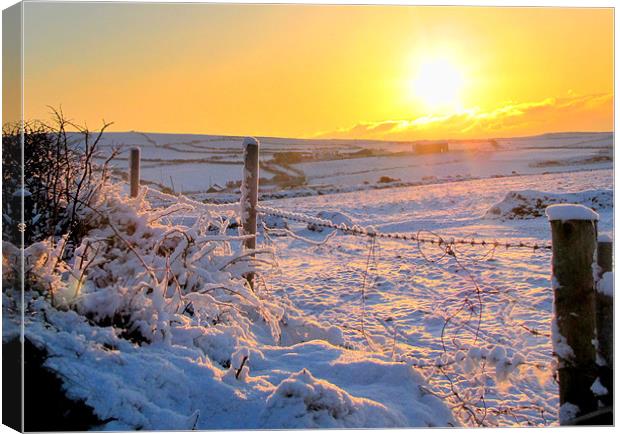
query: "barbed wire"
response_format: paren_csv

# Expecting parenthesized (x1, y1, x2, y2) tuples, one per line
(145, 189, 552, 252)
(257, 205, 552, 252)
(257, 203, 555, 426)
(144, 186, 240, 212)
(148, 189, 555, 423)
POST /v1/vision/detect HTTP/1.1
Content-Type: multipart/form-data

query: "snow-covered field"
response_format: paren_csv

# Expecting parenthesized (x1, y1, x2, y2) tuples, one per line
(254, 168, 613, 426)
(6, 129, 613, 429)
(293, 146, 610, 186)
(92, 131, 612, 195)
(148, 166, 611, 427)
(97, 132, 612, 427)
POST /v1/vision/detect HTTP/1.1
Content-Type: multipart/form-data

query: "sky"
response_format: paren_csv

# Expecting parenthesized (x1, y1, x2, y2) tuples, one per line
(20, 3, 613, 140)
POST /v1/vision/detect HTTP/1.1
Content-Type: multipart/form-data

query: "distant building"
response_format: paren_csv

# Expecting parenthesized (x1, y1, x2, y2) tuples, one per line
(206, 183, 225, 193)
(414, 141, 449, 154)
(312, 149, 341, 160)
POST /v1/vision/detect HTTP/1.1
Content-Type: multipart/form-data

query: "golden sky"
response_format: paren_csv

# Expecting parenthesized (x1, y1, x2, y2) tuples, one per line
(22, 3, 613, 140)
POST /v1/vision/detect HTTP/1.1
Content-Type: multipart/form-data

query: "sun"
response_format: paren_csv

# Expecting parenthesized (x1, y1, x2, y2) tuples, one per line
(409, 57, 465, 111)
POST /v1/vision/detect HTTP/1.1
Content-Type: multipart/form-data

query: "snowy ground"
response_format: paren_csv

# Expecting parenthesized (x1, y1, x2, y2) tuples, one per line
(6, 180, 458, 430)
(115, 129, 613, 426)
(254, 168, 613, 426)
(12, 129, 613, 428)
(293, 147, 611, 187)
(91, 131, 612, 195)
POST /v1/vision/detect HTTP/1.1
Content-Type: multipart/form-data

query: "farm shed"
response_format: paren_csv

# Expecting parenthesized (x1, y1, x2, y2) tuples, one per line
(414, 141, 449, 154)
(206, 183, 225, 193)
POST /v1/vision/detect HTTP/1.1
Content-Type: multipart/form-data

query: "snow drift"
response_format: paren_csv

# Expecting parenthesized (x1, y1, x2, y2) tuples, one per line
(484, 189, 612, 220)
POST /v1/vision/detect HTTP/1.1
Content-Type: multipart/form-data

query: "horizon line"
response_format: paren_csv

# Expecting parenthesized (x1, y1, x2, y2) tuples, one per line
(60, 128, 614, 144)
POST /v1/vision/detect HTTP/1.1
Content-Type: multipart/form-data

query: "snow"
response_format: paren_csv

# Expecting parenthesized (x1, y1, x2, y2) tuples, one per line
(243, 136, 259, 148)
(91, 131, 611, 198)
(253, 168, 612, 426)
(485, 189, 611, 220)
(545, 204, 600, 221)
(260, 213, 289, 230)
(4, 179, 456, 430)
(138, 162, 270, 193)
(551, 319, 575, 363)
(598, 233, 613, 243)
(16, 302, 456, 429)
(261, 368, 403, 428)
(7, 127, 614, 428)
(294, 143, 610, 188)
(308, 211, 354, 233)
(597, 272, 613, 297)
(590, 377, 608, 397)
(12, 187, 32, 197)
(559, 402, 580, 424)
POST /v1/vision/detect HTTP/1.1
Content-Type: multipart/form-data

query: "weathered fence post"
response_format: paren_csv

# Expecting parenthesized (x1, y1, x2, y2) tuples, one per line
(546, 204, 599, 424)
(129, 147, 141, 198)
(595, 235, 613, 408)
(240, 137, 259, 288)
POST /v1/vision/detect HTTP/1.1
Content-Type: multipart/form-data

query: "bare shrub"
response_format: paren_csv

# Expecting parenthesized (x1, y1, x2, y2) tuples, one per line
(2, 108, 117, 247)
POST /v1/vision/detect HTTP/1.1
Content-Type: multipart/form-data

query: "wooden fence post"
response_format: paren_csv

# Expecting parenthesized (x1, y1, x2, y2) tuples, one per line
(240, 137, 259, 288)
(596, 236, 613, 408)
(547, 204, 599, 424)
(129, 147, 141, 198)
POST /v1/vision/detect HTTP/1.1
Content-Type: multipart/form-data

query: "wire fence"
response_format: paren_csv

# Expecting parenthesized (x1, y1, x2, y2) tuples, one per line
(145, 186, 240, 213)
(145, 187, 553, 252)
(253, 203, 556, 427)
(130, 130, 613, 427)
(257, 204, 552, 252)
(148, 189, 557, 427)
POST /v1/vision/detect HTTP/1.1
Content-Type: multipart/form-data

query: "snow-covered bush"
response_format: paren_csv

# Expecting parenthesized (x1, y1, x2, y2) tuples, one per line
(15, 182, 283, 346)
(2, 111, 116, 246)
(3, 178, 285, 427)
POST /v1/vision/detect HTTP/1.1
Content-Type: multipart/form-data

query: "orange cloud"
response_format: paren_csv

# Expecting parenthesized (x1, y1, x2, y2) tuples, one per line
(317, 93, 613, 140)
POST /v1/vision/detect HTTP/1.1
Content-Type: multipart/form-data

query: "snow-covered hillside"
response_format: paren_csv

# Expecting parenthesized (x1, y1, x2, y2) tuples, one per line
(88, 131, 612, 196)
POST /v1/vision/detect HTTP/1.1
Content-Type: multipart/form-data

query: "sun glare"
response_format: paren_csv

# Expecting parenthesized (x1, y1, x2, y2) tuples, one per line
(410, 57, 465, 111)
